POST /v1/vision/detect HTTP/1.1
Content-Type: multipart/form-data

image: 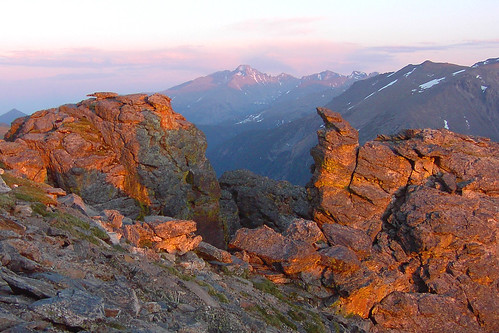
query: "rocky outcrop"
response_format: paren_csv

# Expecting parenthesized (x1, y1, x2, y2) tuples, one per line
(219, 169, 311, 236)
(0, 93, 224, 246)
(306, 108, 498, 332)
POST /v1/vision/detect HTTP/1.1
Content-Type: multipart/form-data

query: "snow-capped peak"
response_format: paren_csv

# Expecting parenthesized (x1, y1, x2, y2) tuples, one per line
(348, 71, 368, 80)
(234, 65, 261, 77)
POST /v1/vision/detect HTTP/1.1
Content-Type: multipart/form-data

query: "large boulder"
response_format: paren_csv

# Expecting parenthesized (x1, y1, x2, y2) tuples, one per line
(29, 288, 105, 330)
(0, 93, 224, 246)
(307, 108, 498, 331)
(229, 225, 320, 275)
(121, 216, 202, 255)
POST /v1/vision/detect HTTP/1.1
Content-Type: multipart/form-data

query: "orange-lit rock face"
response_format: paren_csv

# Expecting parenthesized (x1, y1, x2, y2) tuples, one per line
(0, 92, 224, 247)
(307, 108, 498, 331)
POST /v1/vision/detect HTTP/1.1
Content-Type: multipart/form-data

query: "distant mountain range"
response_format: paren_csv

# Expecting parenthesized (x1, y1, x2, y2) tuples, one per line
(207, 58, 499, 185)
(162, 65, 374, 127)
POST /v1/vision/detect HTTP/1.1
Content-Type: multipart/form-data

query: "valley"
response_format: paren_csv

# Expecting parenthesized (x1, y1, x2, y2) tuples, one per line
(165, 59, 498, 185)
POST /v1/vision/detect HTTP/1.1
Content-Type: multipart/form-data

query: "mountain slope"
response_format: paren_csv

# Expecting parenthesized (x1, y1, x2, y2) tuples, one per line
(209, 116, 319, 185)
(209, 58, 499, 185)
(162, 65, 300, 125)
(326, 58, 499, 143)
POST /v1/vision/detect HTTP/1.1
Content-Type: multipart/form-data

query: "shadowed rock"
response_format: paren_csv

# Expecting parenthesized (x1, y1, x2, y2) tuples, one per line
(0, 267, 57, 299)
(220, 169, 311, 235)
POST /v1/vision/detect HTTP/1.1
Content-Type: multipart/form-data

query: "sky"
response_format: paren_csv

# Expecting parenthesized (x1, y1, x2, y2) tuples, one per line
(0, 0, 498, 114)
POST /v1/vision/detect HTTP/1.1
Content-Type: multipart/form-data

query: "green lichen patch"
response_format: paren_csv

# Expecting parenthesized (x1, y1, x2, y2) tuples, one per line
(247, 304, 298, 330)
(303, 310, 327, 333)
(153, 262, 195, 281)
(60, 118, 101, 143)
(195, 279, 230, 304)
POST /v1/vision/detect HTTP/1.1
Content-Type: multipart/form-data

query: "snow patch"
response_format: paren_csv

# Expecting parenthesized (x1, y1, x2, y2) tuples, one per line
(464, 115, 470, 129)
(481, 85, 488, 92)
(452, 69, 466, 76)
(419, 77, 445, 91)
(378, 79, 398, 92)
(236, 113, 264, 125)
(404, 67, 417, 77)
(364, 92, 376, 100)
(443, 120, 449, 130)
(386, 72, 396, 77)
(364, 79, 398, 100)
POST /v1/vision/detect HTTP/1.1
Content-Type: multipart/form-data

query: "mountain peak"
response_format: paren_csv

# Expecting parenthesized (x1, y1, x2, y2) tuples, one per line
(234, 64, 259, 76)
(0, 108, 27, 124)
(2, 108, 23, 115)
(348, 71, 368, 80)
